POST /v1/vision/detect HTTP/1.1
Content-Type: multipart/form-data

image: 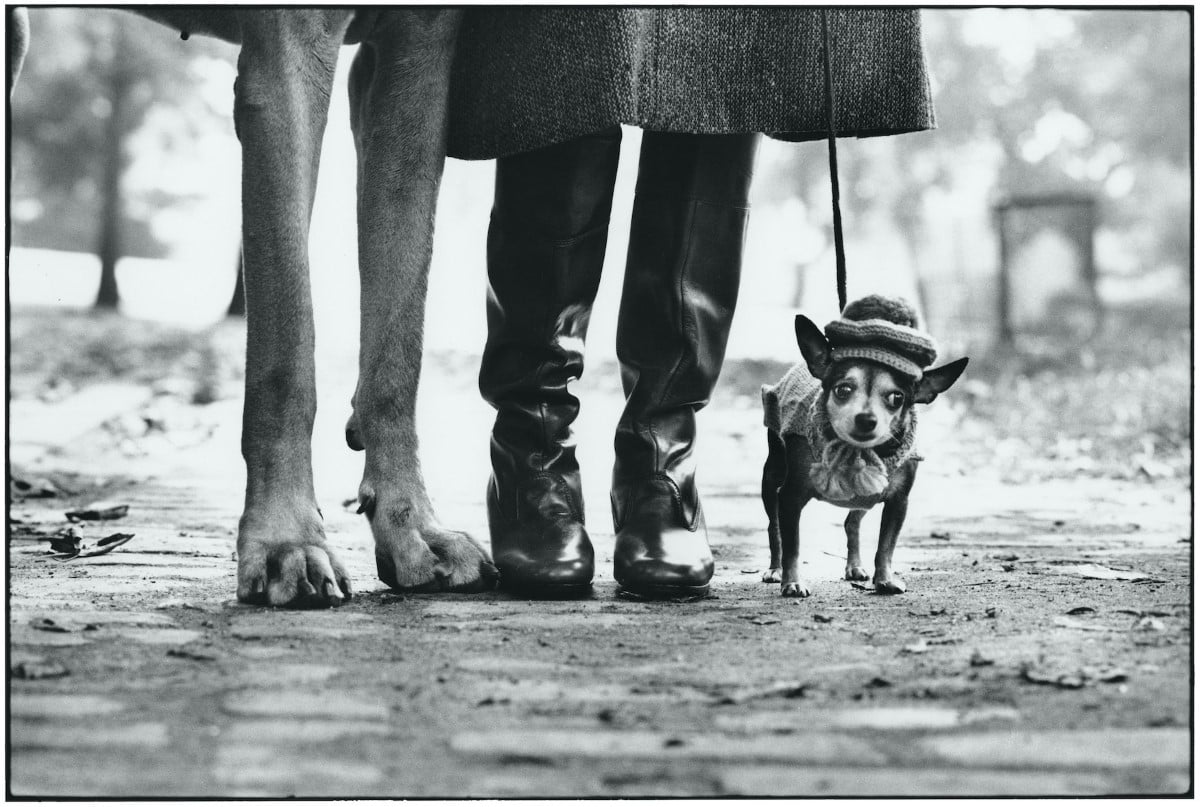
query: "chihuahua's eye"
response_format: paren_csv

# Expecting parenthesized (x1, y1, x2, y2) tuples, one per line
(885, 391, 905, 410)
(833, 383, 854, 401)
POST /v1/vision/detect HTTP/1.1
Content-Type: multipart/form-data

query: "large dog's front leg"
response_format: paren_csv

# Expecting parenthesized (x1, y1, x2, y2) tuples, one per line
(233, 10, 354, 606)
(348, 10, 497, 592)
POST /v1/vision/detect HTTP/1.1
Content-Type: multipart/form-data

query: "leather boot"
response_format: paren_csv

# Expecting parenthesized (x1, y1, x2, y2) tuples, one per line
(480, 127, 621, 595)
(611, 131, 760, 598)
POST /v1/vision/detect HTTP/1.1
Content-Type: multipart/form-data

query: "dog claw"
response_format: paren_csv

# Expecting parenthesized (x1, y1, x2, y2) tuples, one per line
(874, 576, 907, 595)
(237, 523, 352, 609)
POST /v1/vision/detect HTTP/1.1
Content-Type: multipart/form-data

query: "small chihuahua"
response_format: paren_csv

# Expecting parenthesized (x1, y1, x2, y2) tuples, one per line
(760, 296, 968, 597)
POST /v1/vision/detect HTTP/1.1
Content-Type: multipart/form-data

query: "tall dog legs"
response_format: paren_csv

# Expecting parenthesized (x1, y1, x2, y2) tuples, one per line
(233, 10, 354, 606)
(347, 10, 497, 592)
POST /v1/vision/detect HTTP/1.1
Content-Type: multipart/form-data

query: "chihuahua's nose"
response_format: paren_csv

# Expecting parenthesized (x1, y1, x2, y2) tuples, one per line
(854, 413, 877, 432)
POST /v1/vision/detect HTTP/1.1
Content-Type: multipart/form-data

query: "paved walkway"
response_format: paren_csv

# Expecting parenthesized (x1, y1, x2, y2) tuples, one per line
(7, 354, 1192, 798)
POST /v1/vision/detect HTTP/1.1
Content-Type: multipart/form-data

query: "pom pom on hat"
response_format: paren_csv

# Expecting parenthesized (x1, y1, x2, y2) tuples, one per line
(824, 295, 937, 379)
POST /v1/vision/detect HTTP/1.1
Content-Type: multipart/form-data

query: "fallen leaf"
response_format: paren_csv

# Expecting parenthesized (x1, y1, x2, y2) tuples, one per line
(1058, 563, 1158, 582)
(865, 676, 892, 689)
(40, 526, 83, 555)
(65, 501, 129, 522)
(11, 661, 70, 680)
(11, 476, 62, 499)
(930, 530, 951, 540)
(739, 569, 760, 575)
(166, 647, 218, 662)
(902, 640, 930, 655)
(1137, 459, 1174, 479)
(476, 696, 511, 707)
(1066, 606, 1097, 615)
(1133, 616, 1166, 632)
(714, 680, 809, 705)
(993, 552, 1020, 562)
(812, 613, 834, 624)
(1021, 665, 1086, 689)
(48, 532, 135, 561)
(30, 618, 71, 633)
(748, 617, 780, 626)
(1053, 616, 1112, 632)
(969, 649, 995, 667)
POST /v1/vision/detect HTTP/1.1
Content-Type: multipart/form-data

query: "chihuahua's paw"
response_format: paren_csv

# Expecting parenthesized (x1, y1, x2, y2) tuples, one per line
(873, 574, 907, 595)
(762, 567, 782, 583)
(781, 580, 811, 598)
(845, 564, 871, 582)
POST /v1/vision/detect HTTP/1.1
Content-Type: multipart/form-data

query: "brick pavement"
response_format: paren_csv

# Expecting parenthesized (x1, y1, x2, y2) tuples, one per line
(7, 359, 1193, 798)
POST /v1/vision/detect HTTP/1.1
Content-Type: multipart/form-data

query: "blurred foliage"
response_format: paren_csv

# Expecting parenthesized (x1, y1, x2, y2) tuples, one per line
(950, 299, 1191, 483)
(10, 9, 234, 263)
(8, 309, 244, 405)
(758, 9, 1191, 280)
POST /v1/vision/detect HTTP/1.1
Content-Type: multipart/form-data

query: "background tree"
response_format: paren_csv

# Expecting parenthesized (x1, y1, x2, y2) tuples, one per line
(754, 9, 1189, 325)
(10, 9, 234, 309)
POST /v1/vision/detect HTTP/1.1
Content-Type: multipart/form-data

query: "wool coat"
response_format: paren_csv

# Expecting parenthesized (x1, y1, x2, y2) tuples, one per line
(447, 7, 935, 160)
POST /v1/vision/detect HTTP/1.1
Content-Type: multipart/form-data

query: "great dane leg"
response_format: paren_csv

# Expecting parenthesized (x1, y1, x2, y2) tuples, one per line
(350, 10, 497, 592)
(233, 10, 354, 606)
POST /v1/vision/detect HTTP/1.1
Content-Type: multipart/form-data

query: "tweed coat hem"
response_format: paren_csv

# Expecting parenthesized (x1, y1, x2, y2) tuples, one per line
(447, 8, 936, 161)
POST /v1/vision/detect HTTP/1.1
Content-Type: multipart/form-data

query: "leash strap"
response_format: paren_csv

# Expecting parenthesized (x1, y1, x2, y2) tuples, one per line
(821, 9, 848, 312)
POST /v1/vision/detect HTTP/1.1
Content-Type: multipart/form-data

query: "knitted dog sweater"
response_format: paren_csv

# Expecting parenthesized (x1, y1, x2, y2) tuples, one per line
(762, 362, 919, 509)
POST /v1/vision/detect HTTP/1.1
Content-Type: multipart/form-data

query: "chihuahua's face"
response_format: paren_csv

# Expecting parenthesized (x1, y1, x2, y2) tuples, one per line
(822, 361, 913, 448)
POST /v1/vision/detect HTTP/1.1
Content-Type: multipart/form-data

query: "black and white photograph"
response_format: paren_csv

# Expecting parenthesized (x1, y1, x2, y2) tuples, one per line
(6, 3, 1192, 798)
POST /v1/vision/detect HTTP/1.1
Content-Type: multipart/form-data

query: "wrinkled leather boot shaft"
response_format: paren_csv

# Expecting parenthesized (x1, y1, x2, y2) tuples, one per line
(481, 127, 622, 595)
(612, 131, 760, 597)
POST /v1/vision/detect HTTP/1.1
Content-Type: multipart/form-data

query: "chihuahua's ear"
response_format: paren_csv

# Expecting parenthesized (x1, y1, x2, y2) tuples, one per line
(794, 315, 831, 380)
(914, 357, 969, 404)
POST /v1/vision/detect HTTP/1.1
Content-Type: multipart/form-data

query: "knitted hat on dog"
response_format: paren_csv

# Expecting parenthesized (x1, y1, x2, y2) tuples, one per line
(824, 295, 937, 380)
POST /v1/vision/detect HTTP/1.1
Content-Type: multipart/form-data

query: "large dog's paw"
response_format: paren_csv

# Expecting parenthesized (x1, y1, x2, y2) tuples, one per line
(873, 572, 907, 595)
(236, 515, 352, 608)
(762, 567, 782, 583)
(365, 491, 498, 593)
(845, 564, 871, 582)
(781, 579, 811, 597)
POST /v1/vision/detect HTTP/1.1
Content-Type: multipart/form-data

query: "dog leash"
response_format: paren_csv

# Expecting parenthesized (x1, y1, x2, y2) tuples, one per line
(820, 9, 848, 312)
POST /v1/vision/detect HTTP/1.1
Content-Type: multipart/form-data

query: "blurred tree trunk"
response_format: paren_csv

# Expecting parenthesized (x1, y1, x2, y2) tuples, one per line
(94, 21, 130, 309)
(227, 246, 246, 317)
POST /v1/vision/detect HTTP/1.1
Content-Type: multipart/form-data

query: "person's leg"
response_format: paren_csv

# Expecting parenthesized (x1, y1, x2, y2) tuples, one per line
(611, 130, 760, 597)
(480, 126, 622, 595)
